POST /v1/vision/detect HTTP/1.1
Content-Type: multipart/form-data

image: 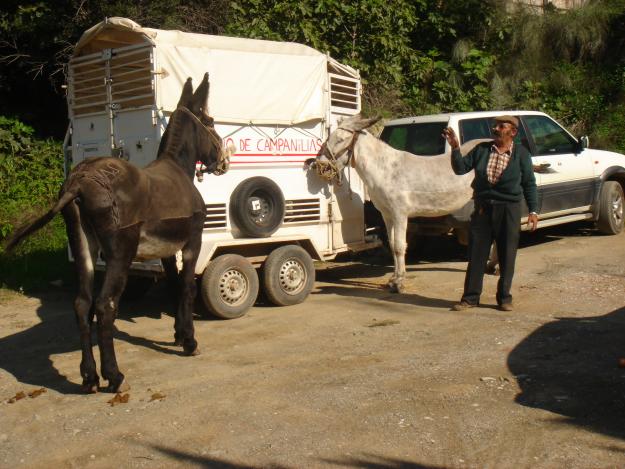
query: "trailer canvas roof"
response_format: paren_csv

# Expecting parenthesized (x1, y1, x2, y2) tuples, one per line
(72, 17, 359, 125)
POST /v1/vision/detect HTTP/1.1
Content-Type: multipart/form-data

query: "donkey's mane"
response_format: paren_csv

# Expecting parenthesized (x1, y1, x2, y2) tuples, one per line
(157, 109, 185, 160)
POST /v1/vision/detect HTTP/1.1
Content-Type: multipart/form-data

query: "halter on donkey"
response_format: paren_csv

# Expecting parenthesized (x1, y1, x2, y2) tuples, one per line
(5, 73, 230, 393)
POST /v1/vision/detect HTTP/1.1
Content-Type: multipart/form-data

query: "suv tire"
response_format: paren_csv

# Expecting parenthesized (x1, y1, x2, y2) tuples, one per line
(597, 181, 624, 235)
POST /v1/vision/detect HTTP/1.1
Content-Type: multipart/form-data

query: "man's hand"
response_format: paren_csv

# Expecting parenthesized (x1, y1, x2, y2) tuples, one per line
(442, 127, 460, 150)
(528, 213, 538, 231)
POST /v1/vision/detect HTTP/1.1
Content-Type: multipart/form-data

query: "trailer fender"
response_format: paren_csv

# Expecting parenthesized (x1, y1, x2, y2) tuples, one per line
(194, 236, 324, 275)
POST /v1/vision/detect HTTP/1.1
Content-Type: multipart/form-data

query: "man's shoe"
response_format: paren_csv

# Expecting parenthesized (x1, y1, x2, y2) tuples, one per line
(452, 301, 476, 311)
(498, 303, 513, 311)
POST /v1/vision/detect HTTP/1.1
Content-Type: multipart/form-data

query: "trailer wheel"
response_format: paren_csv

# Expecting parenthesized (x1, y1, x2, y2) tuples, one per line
(262, 245, 315, 306)
(230, 177, 285, 237)
(201, 254, 259, 319)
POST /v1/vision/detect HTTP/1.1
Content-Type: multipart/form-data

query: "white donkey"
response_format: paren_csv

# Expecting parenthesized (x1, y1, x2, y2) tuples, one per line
(312, 114, 489, 293)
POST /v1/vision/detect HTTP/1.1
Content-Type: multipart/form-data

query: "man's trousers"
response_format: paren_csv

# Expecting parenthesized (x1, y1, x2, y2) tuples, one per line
(461, 200, 521, 306)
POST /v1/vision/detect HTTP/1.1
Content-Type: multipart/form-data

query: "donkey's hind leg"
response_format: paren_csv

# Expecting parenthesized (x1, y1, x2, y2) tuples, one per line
(485, 241, 499, 275)
(390, 215, 408, 293)
(63, 201, 100, 393)
(381, 213, 396, 288)
(95, 225, 140, 393)
(175, 214, 203, 356)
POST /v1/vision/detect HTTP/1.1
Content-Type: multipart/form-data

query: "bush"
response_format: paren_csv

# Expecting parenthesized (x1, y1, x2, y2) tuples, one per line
(0, 116, 69, 290)
(592, 103, 625, 154)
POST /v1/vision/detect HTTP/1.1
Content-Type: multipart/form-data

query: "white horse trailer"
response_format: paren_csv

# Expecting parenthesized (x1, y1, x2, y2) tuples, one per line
(65, 18, 379, 318)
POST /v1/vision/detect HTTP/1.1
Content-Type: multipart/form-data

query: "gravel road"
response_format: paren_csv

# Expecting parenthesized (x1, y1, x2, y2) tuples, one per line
(1, 222, 624, 468)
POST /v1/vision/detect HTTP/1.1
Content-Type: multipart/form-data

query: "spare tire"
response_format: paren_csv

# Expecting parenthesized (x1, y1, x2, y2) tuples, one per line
(230, 177, 285, 237)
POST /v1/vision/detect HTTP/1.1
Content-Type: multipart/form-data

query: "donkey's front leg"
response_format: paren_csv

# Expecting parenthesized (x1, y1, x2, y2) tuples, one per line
(161, 254, 182, 345)
(175, 214, 203, 356)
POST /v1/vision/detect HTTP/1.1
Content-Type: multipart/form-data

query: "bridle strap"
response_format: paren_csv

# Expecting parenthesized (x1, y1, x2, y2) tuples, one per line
(322, 127, 360, 164)
(175, 106, 229, 177)
(316, 127, 362, 184)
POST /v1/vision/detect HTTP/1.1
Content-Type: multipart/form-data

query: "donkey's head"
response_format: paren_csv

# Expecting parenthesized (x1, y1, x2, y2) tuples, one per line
(159, 73, 231, 179)
(310, 114, 379, 183)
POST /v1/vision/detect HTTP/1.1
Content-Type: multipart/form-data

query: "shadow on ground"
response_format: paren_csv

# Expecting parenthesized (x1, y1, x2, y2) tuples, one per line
(0, 280, 204, 394)
(508, 306, 625, 440)
(313, 283, 457, 310)
(151, 444, 446, 468)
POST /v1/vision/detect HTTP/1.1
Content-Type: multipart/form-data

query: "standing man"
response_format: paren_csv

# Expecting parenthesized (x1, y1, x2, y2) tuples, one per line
(442, 115, 539, 311)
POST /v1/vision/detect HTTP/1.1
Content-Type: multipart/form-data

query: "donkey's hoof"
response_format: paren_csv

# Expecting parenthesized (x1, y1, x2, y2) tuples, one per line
(389, 282, 404, 294)
(185, 347, 201, 356)
(184, 343, 200, 356)
(105, 375, 130, 393)
(81, 379, 100, 394)
(183, 338, 199, 356)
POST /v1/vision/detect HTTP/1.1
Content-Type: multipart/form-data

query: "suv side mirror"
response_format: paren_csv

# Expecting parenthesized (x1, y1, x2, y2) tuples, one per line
(580, 135, 589, 149)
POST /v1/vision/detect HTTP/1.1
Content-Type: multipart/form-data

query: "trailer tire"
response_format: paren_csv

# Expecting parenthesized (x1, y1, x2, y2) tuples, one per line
(230, 177, 285, 237)
(201, 254, 259, 319)
(262, 245, 315, 306)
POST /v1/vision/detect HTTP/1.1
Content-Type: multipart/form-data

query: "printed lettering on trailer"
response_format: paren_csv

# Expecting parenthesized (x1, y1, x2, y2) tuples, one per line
(224, 136, 323, 164)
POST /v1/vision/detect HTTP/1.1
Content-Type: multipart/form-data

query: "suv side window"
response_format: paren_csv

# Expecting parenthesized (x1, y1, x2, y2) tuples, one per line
(381, 125, 408, 151)
(379, 122, 447, 156)
(459, 117, 531, 152)
(523, 115, 577, 155)
(459, 118, 492, 142)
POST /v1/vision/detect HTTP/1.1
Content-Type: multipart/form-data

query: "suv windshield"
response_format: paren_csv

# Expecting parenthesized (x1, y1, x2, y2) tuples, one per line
(380, 122, 447, 156)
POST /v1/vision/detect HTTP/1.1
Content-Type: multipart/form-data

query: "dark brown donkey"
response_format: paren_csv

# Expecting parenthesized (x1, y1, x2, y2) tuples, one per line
(5, 73, 229, 393)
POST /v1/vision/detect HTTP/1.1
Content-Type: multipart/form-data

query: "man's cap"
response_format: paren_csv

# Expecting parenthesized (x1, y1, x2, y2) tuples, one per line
(494, 115, 519, 128)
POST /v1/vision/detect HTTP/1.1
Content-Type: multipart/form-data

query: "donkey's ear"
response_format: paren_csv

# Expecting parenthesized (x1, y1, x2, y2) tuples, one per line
(340, 114, 380, 132)
(355, 116, 380, 131)
(177, 77, 193, 108)
(190, 72, 210, 115)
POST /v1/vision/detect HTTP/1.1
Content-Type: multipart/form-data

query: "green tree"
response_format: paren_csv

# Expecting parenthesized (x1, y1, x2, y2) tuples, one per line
(226, 0, 422, 116)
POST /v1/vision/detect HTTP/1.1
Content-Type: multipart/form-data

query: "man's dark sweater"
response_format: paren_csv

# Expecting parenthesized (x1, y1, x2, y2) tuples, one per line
(451, 140, 538, 213)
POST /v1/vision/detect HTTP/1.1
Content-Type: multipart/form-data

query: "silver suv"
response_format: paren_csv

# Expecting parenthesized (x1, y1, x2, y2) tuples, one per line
(379, 111, 625, 243)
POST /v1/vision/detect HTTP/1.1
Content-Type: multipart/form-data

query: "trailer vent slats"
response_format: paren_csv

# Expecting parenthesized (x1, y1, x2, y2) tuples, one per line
(329, 73, 360, 112)
(68, 44, 154, 116)
(284, 199, 321, 223)
(204, 204, 227, 230)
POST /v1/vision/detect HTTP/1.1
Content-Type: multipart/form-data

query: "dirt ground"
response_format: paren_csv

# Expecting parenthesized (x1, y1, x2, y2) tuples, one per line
(1, 222, 625, 468)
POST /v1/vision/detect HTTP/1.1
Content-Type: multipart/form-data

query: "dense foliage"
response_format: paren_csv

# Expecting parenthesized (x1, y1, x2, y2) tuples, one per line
(0, 117, 64, 239)
(0, 117, 66, 288)
(2, 0, 624, 138)
(1, 0, 625, 288)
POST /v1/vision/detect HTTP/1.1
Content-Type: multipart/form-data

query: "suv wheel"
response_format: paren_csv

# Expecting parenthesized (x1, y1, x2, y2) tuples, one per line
(597, 181, 624, 235)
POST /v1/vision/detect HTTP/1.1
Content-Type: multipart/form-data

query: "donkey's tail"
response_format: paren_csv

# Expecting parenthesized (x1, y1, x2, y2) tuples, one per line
(4, 190, 78, 252)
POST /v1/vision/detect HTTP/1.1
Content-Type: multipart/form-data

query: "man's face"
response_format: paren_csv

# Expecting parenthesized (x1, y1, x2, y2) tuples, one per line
(492, 122, 517, 141)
